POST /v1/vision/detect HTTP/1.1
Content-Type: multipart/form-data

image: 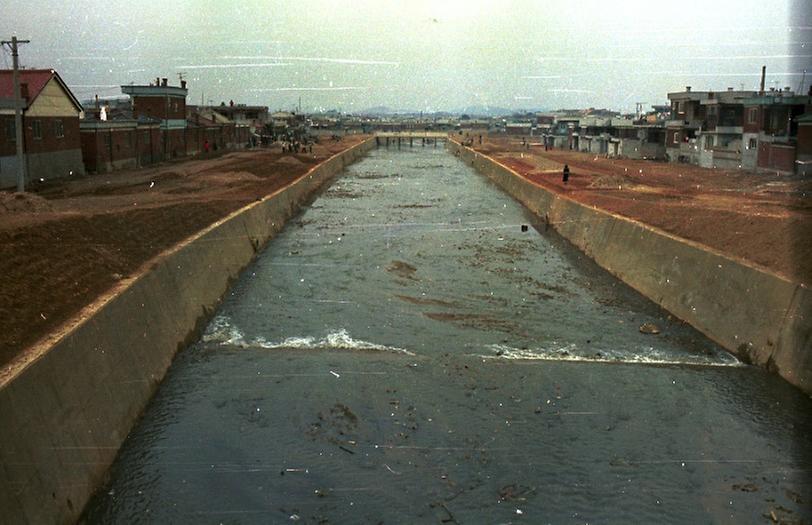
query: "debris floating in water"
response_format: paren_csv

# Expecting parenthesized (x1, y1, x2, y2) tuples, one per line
(639, 322, 661, 335)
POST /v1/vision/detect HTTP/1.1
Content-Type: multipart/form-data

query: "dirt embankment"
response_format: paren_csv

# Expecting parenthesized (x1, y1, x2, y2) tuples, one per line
(0, 136, 368, 369)
(466, 135, 812, 286)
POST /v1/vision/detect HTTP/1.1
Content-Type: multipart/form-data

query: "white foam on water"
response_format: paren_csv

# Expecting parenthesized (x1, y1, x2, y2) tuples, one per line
(478, 343, 742, 368)
(201, 315, 246, 346)
(204, 322, 415, 356)
(253, 329, 415, 356)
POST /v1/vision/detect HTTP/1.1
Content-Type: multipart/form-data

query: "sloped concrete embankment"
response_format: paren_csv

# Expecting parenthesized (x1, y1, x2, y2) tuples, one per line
(448, 140, 811, 395)
(0, 137, 376, 524)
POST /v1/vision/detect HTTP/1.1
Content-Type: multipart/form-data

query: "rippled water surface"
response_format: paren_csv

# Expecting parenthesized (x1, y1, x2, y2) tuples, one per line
(86, 145, 812, 524)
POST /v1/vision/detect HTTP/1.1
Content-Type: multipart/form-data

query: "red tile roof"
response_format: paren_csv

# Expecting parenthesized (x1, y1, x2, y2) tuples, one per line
(0, 68, 82, 111)
(0, 69, 54, 105)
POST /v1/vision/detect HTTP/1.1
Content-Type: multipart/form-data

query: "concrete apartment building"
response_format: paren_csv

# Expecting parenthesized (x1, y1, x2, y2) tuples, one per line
(666, 87, 708, 164)
(0, 69, 84, 188)
(697, 88, 758, 169)
(667, 83, 812, 173)
(742, 88, 812, 174)
(666, 86, 759, 168)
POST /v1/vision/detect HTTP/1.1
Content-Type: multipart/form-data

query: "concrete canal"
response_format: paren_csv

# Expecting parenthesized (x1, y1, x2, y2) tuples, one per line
(84, 145, 812, 523)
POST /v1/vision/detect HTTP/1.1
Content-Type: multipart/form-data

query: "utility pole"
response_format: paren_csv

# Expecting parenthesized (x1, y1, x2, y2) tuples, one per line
(1, 36, 30, 192)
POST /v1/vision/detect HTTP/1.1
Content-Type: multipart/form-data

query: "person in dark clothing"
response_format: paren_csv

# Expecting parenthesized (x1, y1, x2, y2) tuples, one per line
(562, 164, 570, 184)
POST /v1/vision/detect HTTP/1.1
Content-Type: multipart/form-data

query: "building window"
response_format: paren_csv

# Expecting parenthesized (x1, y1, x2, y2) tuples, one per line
(748, 138, 757, 149)
(32, 120, 42, 140)
(672, 132, 680, 144)
(5, 119, 14, 142)
(706, 135, 715, 149)
(54, 119, 64, 138)
(748, 108, 758, 124)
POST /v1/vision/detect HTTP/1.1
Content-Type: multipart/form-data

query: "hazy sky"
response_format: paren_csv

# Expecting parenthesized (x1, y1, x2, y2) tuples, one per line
(2, 0, 810, 113)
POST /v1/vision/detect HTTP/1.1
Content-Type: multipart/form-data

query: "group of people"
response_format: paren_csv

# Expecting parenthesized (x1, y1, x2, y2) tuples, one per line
(281, 140, 313, 154)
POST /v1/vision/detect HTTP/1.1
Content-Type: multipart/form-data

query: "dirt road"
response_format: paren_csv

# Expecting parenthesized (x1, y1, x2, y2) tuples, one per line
(0, 136, 368, 369)
(468, 136, 812, 287)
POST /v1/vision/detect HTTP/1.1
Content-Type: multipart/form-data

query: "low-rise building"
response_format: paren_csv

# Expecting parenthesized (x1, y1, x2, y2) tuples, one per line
(0, 68, 84, 188)
(504, 121, 533, 135)
(211, 101, 269, 134)
(742, 88, 811, 174)
(797, 112, 812, 175)
(122, 77, 188, 159)
(666, 87, 709, 164)
(79, 79, 250, 174)
(697, 88, 758, 169)
(544, 117, 578, 149)
(614, 123, 666, 160)
(79, 112, 161, 173)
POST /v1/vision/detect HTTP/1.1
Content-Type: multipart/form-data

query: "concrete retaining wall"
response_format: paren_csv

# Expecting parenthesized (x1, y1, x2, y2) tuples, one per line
(0, 137, 376, 524)
(448, 140, 811, 395)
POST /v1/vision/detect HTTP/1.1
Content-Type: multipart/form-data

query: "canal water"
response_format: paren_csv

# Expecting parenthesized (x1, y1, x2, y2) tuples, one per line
(85, 145, 811, 524)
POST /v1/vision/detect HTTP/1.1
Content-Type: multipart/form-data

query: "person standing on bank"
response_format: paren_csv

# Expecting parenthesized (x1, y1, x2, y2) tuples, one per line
(562, 164, 570, 184)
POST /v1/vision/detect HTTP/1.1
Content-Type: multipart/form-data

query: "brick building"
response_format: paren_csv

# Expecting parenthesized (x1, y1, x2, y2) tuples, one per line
(79, 79, 250, 174)
(79, 114, 162, 173)
(122, 78, 188, 160)
(0, 69, 84, 188)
